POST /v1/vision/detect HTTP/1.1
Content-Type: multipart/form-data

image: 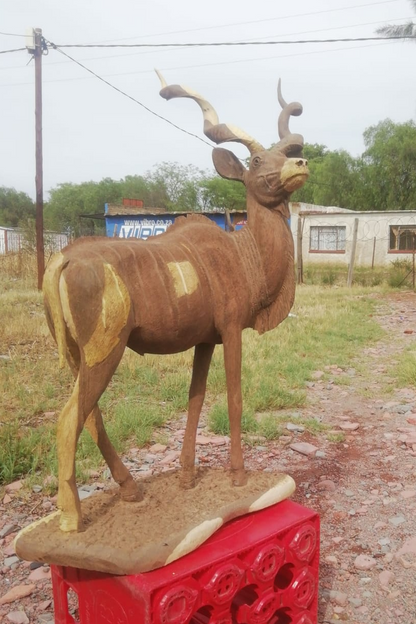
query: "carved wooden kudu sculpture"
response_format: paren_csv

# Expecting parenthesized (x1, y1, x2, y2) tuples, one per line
(43, 74, 309, 532)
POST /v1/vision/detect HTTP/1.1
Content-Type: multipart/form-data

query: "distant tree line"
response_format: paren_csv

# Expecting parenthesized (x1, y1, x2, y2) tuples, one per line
(1, 118, 416, 236)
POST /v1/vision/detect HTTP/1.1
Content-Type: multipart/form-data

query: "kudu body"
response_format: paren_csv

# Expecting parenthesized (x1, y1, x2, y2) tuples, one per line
(43, 74, 309, 531)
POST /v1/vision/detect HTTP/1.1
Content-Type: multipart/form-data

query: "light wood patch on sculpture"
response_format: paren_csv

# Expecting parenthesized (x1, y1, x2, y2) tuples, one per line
(83, 264, 130, 367)
(168, 261, 199, 297)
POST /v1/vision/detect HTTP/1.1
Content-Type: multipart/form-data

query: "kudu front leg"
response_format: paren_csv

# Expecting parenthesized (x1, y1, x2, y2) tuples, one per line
(84, 407, 143, 502)
(223, 332, 247, 486)
(180, 343, 215, 489)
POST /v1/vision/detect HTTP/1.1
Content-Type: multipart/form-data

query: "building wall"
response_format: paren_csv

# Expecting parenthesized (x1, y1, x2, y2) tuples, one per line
(105, 207, 247, 240)
(291, 211, 416, 266)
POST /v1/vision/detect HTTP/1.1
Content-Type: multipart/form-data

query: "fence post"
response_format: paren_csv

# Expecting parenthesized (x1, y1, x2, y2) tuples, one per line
(413, 235, 415, 290)
(371, 236, 376, 269)
(4, 229, 8, 254)
(347, 218, 359, 287)
(297, 216, 303, 285)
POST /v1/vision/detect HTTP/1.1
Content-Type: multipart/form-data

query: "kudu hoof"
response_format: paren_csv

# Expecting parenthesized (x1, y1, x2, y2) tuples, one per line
(231, 469, 247, 487)
(59, 511, 85, 533)
(120, 480, 144, 502)
(179, 469, 196, 490)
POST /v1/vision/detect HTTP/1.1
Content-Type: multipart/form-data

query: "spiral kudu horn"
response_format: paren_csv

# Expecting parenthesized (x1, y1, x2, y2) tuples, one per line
(274, 79, 304, 156)
(156, 70, 264, 154)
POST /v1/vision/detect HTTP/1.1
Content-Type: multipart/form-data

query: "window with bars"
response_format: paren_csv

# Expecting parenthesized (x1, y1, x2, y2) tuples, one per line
(389, 226, 416, 252)
(310, 226, 346, 252)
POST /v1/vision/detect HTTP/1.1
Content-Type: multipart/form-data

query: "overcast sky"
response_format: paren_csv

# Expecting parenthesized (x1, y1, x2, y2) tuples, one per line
(1, 0, 415, 199)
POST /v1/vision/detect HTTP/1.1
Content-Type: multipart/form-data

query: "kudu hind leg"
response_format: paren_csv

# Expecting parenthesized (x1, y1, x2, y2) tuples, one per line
(57, 343, 128, 531)
(180, 343, 215, 489)
(56, 376, 87, 532)
(84, 407, 143, 502)
(223, 331, 247, 486)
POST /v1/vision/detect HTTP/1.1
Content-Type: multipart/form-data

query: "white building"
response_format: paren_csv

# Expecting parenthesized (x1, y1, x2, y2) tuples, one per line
(290, 204, 416, 267)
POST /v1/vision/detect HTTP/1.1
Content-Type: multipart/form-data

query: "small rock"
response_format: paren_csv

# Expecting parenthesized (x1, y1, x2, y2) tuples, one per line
(0, 524, 20, 538)
(3, 494, 12, 504)
(32, 485, 43, 493)
(0, 584, 36, 605)
(196, 435, 214, 445)
(4, 556, 20, 568)
(28, 566, 51, 582)
(37, 615, 54, 624)
(160, 451, 180, 465)
(400, 490, 416, 499)
(315, 450, 326, 458)
(339, 422, 360, 431)
(379, 570, 394, 587)
(5, 481, 23, 493)
(389, 515, 406, 527)
(354, 555, 377, 571)
(324, 590, 348, 606)
(286, 422, 305, 433)
(317, 480, 336, 492)
(290, 442, 318, 456)
(396, 536, 416, 557)
(6, 611, 29, 624)
(348, 597, 362, 608)
(149, 443, 168, 453)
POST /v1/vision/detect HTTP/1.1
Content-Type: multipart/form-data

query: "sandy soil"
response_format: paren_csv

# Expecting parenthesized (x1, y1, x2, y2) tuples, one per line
(1, 291, 416, 623)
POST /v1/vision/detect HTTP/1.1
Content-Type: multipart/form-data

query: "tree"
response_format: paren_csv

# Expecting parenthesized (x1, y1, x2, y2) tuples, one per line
(148, 163, 203, 212)
(199, 175, 246, 212)
(0, 187, 35, 227)
(376, 1, 416, 38)
(361, 119, 416, 210)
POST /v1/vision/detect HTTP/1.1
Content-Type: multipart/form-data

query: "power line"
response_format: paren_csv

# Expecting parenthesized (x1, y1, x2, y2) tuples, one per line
(0, 40, 398, 87)
(0, 47, 26, 55)
(0, 31, 26, 37)
(50, 35, 415, 48)
(46, 40, 214, 149)
(1, 16, 412, 70)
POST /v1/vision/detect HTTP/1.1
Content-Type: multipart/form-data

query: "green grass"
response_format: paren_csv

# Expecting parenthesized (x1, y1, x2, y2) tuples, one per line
(0, 263, 386, 486)
(394, 347, 416, 387)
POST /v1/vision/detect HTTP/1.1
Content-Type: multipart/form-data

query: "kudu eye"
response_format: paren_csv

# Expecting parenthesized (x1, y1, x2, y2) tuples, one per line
(252, 156, 262, 167)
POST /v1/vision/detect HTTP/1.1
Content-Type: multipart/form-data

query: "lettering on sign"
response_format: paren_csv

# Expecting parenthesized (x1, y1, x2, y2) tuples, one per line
(117, 219, 174, 240)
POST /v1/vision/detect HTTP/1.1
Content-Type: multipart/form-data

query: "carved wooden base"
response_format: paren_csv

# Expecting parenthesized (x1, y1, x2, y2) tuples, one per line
(14, 469, 295, 575)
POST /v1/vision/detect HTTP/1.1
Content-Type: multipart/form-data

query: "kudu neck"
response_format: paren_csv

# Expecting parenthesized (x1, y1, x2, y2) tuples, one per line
(246, 198, 291, 232)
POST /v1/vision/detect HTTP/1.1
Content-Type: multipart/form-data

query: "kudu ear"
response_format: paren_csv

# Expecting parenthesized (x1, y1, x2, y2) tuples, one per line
(212, 148, 246, 182)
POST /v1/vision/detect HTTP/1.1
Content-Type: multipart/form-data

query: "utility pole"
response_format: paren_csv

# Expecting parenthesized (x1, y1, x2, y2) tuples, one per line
(27, 28, 45, 290)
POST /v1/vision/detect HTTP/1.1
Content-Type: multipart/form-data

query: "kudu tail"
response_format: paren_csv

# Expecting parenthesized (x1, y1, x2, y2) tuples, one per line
(43, 253, 69, 369)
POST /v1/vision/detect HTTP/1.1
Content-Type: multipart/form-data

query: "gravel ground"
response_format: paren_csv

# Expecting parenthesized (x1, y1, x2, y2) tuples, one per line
(1, 291, 416, 623)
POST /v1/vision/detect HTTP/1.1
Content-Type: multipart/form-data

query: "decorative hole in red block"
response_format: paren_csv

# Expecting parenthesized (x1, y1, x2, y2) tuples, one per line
(66, 587, 79, 623)
(274, 563, 294, 591)
(249, 544, 285, 585)
(269, 607, 292, 624)
(237, 590, 279, 624)
(189, 605, 213, 624)
(154, 584, 199, 624)
(289, 524, 317, 563)
(289, 568, 316, 610)
(202, 562, 245, 605)
(231, 583, 258, 621)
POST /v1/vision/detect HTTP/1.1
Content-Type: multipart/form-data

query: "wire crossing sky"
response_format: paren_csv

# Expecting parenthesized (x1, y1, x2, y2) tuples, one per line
(1, 0, 415, 198)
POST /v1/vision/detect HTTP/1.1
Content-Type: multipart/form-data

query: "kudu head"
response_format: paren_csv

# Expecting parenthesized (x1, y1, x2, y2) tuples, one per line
(156, 71, 309, 209)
